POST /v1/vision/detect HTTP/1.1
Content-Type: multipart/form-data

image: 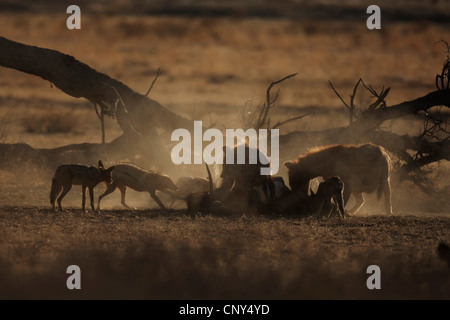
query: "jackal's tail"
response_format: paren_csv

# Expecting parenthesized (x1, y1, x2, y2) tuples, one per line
(49, 177, 59, 204)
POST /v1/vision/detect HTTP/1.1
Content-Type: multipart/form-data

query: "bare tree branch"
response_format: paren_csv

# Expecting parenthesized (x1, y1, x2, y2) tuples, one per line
(145, 67, 161, 97)
(328, 79, 362, 125)
(256, 73, 298, 129)
(328, 80, 350, 110)
(361, 80, 390, 111)
(435, 39, 450, 90)
(272, 113, 309, 129)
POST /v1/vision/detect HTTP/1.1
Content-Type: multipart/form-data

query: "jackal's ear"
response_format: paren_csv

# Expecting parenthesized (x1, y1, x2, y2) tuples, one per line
(310, 189, 316, 196)
(98, 160, 104, 169)
(284, 161, 296, 170)
(107, 166, 116, 172)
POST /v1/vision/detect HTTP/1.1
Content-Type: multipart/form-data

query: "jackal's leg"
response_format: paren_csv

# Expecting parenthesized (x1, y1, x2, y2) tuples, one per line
(82, 186, 87, 211)
(97, 183, 117, 210)
(150, 191, 167, 210)
(88, 186, 96, 212)
(119, 186, 133, 209)
(333, 193, 346, 219)
(57, 184, 72, 211)
(349, 193, 365, 215)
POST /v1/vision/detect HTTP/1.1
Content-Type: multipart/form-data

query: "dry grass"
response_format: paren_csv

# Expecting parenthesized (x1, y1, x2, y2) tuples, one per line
(21, 112, 80, 134)
(0, 207, 448, 299)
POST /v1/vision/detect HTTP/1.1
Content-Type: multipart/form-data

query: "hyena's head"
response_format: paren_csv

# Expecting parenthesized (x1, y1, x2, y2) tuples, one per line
(284, 161, 309, 197)
(97, 160, 115, 184)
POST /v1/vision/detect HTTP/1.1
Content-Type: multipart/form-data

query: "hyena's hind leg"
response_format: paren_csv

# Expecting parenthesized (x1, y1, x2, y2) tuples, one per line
(348, 193, 365, 215)
(383, 180, 393, 215)
(57, 183, 72, 212)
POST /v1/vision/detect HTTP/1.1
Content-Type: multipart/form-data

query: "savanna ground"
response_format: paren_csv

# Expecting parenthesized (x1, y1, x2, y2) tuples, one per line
(0, 1, 449, 300)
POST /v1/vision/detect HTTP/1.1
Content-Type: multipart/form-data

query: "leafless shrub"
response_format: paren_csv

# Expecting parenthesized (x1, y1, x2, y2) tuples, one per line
(239, 73, 307, 131)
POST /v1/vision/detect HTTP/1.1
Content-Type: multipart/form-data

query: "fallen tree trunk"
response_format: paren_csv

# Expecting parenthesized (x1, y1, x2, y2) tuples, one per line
(0, 36, 196, 171)
(0, 36, 192, 135)
(358, 89, 450, 129)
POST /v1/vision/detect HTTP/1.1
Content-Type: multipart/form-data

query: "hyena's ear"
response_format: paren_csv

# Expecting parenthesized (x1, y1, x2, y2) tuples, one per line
(284, 161, 296, 170)
(98, 160, 104, 169)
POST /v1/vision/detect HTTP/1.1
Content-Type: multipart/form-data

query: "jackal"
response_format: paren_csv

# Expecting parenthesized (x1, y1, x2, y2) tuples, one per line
(309, 176, 345, 219)
(50, 160, 115, 212)
(169, 176, 211, 207)
(96, 163, 178, 210)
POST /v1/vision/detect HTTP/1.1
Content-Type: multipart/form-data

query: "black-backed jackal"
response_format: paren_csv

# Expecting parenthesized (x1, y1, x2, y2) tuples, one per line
(309, 176, 345, 219)
(96, 163, 178, 210)
(50, 160, 115, 212)
(169, 176, 211, 208)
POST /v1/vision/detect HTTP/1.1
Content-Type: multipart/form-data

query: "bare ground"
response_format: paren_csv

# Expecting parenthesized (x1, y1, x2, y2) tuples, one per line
(0, 205, 448, 299)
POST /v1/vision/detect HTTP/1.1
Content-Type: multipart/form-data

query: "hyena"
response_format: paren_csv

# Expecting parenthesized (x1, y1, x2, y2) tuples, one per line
(284, 143, 392, 215)
(220, 145, 276, 214)
(96, 163, 178, 210)
(50, 160, 115, 212)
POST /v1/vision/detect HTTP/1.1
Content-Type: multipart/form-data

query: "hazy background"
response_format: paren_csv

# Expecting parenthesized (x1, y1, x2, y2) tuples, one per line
(0, 0, 449, 300)
(1, 0, 449, 211)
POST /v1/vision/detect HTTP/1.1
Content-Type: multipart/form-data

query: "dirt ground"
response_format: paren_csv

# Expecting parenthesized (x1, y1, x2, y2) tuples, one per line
(0, 1, 449, 300)
(0, 206, 448, 299)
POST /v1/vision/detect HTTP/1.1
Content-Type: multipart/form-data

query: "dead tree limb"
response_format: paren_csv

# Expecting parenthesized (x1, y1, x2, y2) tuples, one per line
(357, 89, 450, 129)
(0, 36, 194, 171)
(255, 72, 298, 129)
(145, 67, 161, 97)
(272, 113, 309, 129)
(328, 79, 362, 125)
(435, 39, 450, 90)
(0, 37, 191, 136)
